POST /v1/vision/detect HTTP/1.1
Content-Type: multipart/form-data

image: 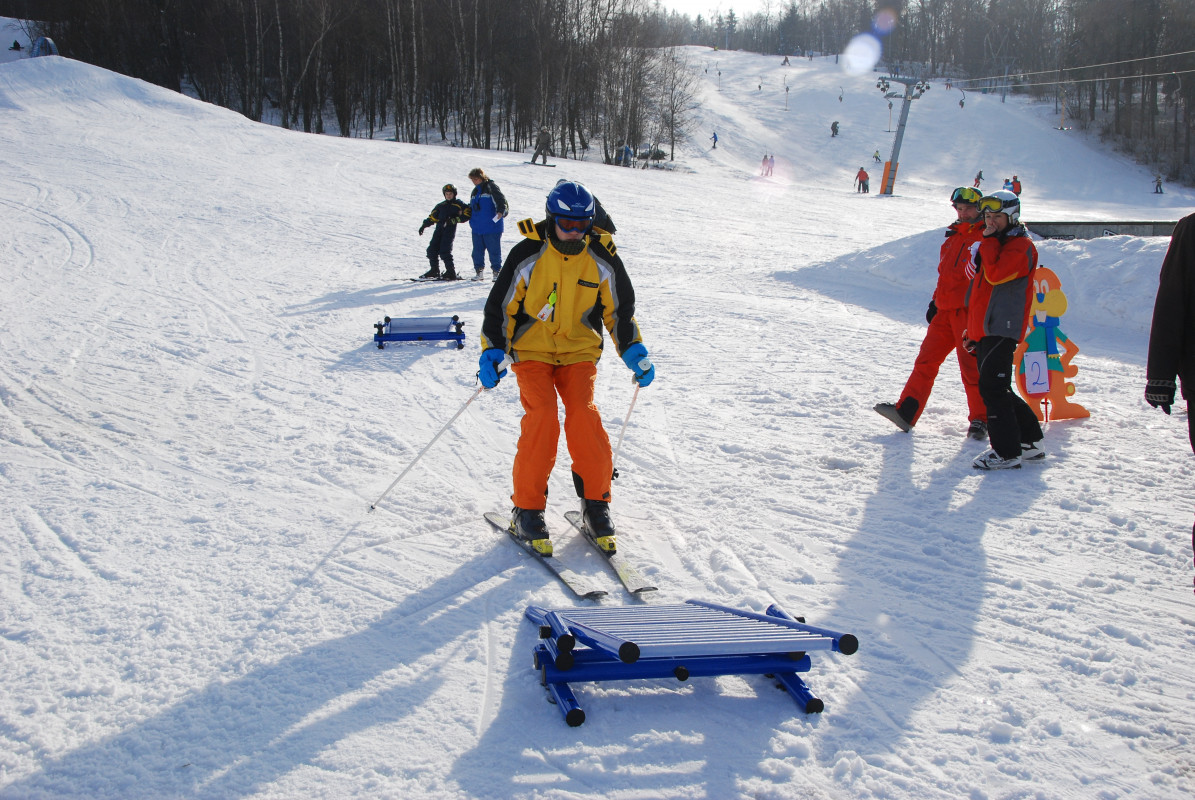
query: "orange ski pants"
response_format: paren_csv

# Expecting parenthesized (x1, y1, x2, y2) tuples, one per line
(511, 360, 612, 509)
(899, 306, 986, 424)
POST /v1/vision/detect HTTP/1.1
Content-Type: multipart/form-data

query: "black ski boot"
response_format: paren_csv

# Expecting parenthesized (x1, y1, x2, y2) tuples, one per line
(512, 507, 552, 556)
(581, 499, 616, 554)
(441, 267, 458, 280)
(419, 264, 441, 280)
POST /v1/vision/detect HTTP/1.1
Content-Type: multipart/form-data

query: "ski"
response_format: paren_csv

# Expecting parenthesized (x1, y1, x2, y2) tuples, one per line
(405, 275, 464, 282)
(564, 510, 658, 594)
(484, 512, 607, 600)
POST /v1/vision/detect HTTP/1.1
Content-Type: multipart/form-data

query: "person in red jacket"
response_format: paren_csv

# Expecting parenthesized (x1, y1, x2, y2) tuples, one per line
(855, 167, 869, 193)
(963, 190, 1044, 470)
(875, 187, 988, 437)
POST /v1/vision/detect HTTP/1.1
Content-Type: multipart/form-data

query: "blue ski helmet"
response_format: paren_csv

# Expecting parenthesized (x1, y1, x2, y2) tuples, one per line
(546, 180, 595, 223)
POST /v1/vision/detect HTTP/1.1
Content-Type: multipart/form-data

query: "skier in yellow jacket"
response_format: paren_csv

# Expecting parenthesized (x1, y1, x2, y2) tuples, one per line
(479, 181, 654, 556)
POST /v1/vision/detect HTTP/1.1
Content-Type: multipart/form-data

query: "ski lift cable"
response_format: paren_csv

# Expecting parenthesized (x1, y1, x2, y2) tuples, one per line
(957, 49, 1195, 87)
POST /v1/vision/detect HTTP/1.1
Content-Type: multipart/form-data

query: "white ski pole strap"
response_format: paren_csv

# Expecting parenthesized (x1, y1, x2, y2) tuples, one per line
(368, 385, 484, 512)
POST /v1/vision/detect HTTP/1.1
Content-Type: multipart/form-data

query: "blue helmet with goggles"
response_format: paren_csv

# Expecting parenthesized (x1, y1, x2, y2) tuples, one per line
(546, 181, 595, 228)
(978, 190, 1020, 224)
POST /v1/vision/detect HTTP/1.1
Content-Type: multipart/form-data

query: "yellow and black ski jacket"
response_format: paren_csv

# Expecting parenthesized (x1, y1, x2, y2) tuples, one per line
(481, 219, 642, 366)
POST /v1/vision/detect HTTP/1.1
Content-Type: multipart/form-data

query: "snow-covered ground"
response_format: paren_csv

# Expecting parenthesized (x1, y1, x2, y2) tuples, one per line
(1, 43, 1193, 800)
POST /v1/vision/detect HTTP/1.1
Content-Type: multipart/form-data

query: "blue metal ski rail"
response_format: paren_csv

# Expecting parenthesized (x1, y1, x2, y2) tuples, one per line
(373, 315, 465, 349)
(524, 599, 858, 726)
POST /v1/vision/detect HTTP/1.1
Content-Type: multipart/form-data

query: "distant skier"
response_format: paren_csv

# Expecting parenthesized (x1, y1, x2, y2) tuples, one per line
(710, 131, 718, 149)
(854, 167, 869, 193)
(531, 126, 553, 165)
(767, 155, 775, 176)
(1155, 175, 1165, 194)
(873, 150, 882, 163)
(973, 170, 983, 189)
(761, 154, 769, 175)
(831, 121, 839, 137)
(417, 184, 470, 280)
(1011, 175, 1022, 195)
(1002, 177, 1014, 192)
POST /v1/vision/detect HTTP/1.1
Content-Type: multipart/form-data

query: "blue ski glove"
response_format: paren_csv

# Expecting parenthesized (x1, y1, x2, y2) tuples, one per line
(621, 342, 654, 387)
(478, 348, 508, 389)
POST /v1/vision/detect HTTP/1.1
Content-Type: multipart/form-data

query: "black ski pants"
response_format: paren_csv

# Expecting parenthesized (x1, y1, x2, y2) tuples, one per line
(426, 224, 457, 270)
(976, 335, 1043, 459)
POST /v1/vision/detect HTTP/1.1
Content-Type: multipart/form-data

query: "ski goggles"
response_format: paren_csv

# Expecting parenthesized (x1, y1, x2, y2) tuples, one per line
(950, 186, 982, 205)
(555, 216, 593, 233)
(979, 195, 1017, 215)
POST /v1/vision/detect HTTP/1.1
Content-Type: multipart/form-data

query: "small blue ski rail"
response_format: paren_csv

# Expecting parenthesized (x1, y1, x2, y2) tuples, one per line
(524, 599, 858, 726)
(373, 315, 465, 350)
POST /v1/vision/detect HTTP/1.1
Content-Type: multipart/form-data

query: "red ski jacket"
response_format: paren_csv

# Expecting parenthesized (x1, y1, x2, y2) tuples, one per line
(933, 220, 984, 310)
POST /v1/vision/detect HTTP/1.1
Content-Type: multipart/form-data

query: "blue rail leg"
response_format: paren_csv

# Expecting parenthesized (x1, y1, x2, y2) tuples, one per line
(775, 671, 824, 713)
(546, 681, 586, 727)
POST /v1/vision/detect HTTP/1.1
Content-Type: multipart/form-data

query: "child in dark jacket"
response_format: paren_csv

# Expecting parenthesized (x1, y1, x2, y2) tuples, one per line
(419, 184, 470, 280)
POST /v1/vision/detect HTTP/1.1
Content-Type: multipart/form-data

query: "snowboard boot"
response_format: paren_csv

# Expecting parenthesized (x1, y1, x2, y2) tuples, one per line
(512, 507, 552, 556)
(581, 499, 617, 554)
(874, 398, 917, 432)
(1020, 441, 1046, 461)
(972, 449, 1022, 470)
(967, 419, 988, 441)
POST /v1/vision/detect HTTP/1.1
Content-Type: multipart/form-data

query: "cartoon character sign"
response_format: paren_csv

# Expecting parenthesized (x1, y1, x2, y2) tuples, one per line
(1014, 266, 1089, 421)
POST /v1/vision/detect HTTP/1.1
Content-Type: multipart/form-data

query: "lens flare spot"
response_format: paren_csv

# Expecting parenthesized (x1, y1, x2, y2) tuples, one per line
(842, 34, 882, 76)
(872, 9, 899, 35)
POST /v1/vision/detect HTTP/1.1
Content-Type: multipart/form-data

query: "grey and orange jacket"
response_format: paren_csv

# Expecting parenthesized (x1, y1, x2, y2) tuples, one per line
(965, 224, 1037, 340)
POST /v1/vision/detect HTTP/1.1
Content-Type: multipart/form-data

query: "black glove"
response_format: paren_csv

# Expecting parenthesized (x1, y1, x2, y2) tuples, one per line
(1146, 379, 1175, 415)
(418, 222, 429, 235)
(926, 299, 937, 324)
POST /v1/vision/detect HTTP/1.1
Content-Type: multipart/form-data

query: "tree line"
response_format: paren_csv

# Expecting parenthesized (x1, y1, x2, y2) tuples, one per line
(13, 0, 700, 165)
(8, 0, 1193, 181)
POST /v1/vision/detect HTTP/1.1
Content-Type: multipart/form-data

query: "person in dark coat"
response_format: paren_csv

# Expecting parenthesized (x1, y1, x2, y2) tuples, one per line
(1145, 211, 1195, 592)
(531, 127, 553, 165)
(418, 184, 470, 280)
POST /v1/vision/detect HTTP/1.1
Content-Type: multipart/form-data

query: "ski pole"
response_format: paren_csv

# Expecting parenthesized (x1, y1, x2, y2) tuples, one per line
(368, 357, 510, 512)
(611, 383, 639, 476)
(612, 355, 650, 475)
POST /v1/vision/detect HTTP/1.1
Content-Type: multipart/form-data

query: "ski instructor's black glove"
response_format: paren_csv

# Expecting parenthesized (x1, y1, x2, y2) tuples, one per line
(926, 299, 937, 324)
(1146, 379, 1175, 414)
(418, 222, 429, 235)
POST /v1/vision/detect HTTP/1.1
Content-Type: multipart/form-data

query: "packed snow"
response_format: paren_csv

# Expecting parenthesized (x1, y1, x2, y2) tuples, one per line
(1, 41, 1194, 800)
